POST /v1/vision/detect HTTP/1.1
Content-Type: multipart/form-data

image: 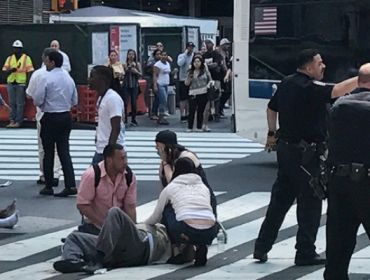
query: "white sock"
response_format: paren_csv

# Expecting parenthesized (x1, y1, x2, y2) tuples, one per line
(0, 211, 19, 228)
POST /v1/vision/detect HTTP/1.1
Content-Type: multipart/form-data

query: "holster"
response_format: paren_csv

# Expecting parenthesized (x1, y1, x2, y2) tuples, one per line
(333, 163, 367, 182)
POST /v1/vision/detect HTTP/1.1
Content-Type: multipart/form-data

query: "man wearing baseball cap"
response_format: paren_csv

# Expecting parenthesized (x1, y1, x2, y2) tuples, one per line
(177, 42, 195, 123)
(2, 40, 34, 128)
(217, 38, 232, 117)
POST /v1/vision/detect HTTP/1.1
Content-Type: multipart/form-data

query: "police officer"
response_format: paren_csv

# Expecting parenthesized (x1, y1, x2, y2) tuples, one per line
(254, 49, 358, 266)
(324, 64, 370, 280)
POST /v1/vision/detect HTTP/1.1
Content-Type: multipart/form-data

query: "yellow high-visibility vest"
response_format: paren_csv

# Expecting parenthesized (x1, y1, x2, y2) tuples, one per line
(2, 54, 34, 84)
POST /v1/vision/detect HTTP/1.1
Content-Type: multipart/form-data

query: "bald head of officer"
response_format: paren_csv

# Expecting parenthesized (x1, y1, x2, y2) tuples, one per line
(358, 63, 370, 89)
(49, 40, 71, 72)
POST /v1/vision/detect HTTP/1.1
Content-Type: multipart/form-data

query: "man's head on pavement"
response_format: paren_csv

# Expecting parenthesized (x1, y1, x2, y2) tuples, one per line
(45, 51, 63, 71)
(42, 48, 57, 65)
(186, 42, 195, 54)
(297, 49, 326, 81)
(204, 39, 215, 52)
(89, 65, 112, 94)
(103, 144, 127, 174)
(12, 40, 23, 55)
(220, 38, 231, 51)
(358, 63, 370, 89)
(50, 40, 60, 52)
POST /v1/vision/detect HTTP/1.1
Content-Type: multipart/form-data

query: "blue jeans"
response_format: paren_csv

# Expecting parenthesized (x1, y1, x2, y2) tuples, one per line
(7, 83, 25, 123)
(157, 84, 168, 114)
(161, 204, 217, 246)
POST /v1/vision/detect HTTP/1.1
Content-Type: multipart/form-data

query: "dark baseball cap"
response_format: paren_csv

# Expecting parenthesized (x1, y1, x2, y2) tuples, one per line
(186, 42, 196, 48)
(155, 130, 185, 149)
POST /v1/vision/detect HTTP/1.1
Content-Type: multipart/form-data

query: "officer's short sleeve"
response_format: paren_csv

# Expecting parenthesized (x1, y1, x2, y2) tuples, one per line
(268, 87, 279, 112)
(306, 80, 333, 103)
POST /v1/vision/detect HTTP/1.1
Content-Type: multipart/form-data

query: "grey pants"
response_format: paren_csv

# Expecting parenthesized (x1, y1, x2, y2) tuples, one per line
(62, 207, 150, 267)
(7, 83, 25, 123)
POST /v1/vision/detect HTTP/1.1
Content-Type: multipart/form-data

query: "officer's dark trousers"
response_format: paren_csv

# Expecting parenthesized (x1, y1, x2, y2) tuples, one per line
(324, 173, 370, 280)
(255, 140, 322, 255)
(40, 112, 76, 189)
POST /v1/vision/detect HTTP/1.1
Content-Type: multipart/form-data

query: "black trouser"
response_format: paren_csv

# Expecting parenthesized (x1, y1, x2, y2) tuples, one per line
(219, 81, 231, 113)
(40, 112, 75, 189)
(123, 87, 139, 122)
(254, 140, 322, 255)
(188, 94, 208, 129)
(324, 172, 370, 280)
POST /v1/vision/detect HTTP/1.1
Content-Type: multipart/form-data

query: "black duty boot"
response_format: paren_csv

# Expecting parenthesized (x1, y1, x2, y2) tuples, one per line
(295, 252, 326, 266)
(53, 259, 86, 273)
(253, 249, 268, 263)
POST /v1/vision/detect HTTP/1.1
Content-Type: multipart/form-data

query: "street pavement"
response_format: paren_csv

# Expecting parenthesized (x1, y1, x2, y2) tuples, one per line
(0, 128, 369, 280)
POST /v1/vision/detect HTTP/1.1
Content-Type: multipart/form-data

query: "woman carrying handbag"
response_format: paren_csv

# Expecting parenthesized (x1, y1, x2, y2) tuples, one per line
(185, 55, 213, 132)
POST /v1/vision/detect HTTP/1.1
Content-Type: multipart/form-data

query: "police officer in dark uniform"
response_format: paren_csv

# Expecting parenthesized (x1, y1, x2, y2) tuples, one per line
(324, 63, 370, 280)
(254, 49, 358, 266)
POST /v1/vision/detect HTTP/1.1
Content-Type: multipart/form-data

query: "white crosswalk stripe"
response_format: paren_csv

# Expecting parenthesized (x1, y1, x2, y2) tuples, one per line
(0, 129, 264, 181)
(1, 193, 369, 280)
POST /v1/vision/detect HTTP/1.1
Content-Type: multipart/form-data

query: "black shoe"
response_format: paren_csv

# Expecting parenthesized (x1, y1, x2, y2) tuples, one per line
(295, 252, 326, 266)
(214, 114, 221, 122)
(194, 245, 208, 266)
(131, 120, 139, 126)
(52, 178, 59, 187)
(37, 179, 45, 185)
(54, 187, 77, 197)
(253, 250, 268, 263)
(39, 187, 54, 196)
(80, 262, 104, 275)
(180, 116, 187, 123)
(53, 259, 86, 273)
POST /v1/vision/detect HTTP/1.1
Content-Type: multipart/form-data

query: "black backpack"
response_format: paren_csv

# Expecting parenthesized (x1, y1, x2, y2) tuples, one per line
(92, 163, 133, 188)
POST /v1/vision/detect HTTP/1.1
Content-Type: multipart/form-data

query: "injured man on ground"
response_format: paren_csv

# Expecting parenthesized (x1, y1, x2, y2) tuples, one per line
(54, 207, 194, 275)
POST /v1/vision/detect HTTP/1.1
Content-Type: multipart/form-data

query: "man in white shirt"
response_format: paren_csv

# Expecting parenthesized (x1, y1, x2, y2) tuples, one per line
(33, 52, 78, 197)
(88, 65, 125, 163)
(50, 40, 71, 72)
(26, 48, 62, 187)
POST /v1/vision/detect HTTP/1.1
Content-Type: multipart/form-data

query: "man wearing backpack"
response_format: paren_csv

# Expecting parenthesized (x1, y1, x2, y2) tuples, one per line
(77, 144, 136, 235)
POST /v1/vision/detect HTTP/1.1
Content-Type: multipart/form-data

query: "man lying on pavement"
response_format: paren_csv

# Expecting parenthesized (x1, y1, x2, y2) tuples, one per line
(54, 207, 172, 274)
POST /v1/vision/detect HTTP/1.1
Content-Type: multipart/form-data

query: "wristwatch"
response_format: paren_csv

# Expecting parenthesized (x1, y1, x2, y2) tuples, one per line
(267, 131, 275, 136)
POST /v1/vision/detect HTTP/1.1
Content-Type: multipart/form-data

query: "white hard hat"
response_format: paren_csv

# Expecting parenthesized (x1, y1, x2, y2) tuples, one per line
(12, 40, 23, 48)
(220, 38, 231, 45)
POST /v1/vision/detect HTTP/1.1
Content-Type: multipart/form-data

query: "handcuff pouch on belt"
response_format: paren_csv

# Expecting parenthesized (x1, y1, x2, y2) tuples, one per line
(333, 163, 367, 182)
(300, 140, 328, 200)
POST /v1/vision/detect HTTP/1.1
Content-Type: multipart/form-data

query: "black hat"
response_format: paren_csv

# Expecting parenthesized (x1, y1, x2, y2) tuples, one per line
(186, 42, 196, 48)
(155, 130, 185, 149)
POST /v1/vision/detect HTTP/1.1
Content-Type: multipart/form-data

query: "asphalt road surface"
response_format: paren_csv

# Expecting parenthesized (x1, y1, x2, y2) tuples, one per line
(0, 129, 369, 280)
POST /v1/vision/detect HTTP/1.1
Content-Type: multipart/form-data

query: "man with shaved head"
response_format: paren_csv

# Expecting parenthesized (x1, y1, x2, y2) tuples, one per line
(324, 63, 370, 279)
(50, 40, 71, 72)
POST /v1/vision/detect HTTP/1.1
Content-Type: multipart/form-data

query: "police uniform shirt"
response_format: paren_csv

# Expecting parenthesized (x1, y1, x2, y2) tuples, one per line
(328, 90, 370, 165)
(268, 72, 334, 143)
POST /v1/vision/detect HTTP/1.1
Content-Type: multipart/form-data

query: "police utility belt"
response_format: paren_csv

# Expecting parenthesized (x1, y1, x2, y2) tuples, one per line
(332, 163, 370, 182)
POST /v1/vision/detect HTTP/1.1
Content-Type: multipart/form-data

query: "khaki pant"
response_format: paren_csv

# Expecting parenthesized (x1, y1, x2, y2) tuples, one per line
(37, 118, 62, 180)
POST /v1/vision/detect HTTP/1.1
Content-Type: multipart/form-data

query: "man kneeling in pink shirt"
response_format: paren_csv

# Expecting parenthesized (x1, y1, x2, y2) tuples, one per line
(77, 144, 137, 235)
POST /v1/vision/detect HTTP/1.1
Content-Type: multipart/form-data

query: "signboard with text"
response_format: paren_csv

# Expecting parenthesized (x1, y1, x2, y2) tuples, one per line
(109, 25, 138, 62)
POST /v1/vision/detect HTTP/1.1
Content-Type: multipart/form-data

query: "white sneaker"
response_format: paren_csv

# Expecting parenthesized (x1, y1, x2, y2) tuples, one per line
(202, 125, 211, 132)
(0, 210, 19, 228)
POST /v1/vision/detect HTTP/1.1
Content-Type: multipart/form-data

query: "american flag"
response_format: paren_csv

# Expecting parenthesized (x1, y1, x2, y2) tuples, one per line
(254, 7, 277, 35)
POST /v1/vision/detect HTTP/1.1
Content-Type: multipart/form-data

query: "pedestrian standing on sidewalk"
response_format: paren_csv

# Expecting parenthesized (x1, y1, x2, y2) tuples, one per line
(2, 40, 34, 128)
(26, 48, 62, 187)
(104, 50, 125, 97)
(177, 42, 195, 123)
(145, 49, 161, 120)
(153, 50, 171, 125)
(185, 55, 212, 132)
(122, 49, 142, 126)
(32, 51, 78, 197)
(88, 66, 125, 164)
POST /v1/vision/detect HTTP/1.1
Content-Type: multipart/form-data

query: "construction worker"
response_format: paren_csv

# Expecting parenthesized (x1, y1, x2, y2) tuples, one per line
(2, 40, 34, 128)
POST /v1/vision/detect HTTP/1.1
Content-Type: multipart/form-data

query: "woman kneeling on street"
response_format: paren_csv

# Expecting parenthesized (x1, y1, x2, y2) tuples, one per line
(145, 157, 217, 266)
